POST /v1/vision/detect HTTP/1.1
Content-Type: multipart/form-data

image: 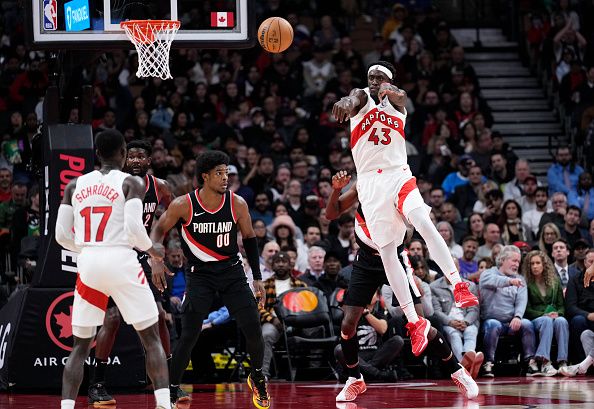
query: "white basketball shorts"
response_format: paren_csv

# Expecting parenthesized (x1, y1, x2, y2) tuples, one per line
(356, 164, 429, 248)
(72, 246, 158, 329)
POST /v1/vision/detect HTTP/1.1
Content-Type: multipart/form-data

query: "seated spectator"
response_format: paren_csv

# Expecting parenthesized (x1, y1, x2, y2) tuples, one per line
(253, 219, 271, 253)
(250, 192, 273, 226)
(258, 251, 308, 379)
(431, 274, 480, 362)
(516, 175, 541, 214)
(569, 239, 590, 277)
(327, 214, 355, 267)
(0, 168, 12, 203)
(299, 246, 327, 286)
(481, 188, 504, 225)
(226, 164, 254, 207)
(335, 289, 402, 382)
(167, 158, 196, 197)
(441, 154, 474, 199)
(565, 254, 594, 364)
(522, 187, 551, 241)
(503, 160, 533, 202)
(561, 205, 588, 249)
(450, 165, 484, 219)
(476, 223, 501, 260)
(522, 250, 569, 376)
(477, 257, 494, 277)
(546, 146, 583, 197)
(467, 213, 485, 245)
(437, 221, 463, 259)
(479, 245, 538, 377)
(536, 222, 562, 260)
(458, 236, 479, 281)
(439, 202, 468, 243)
(551, 238, 572, 289)
(498, 200, 529, 245)
(559, 329, 594, 377)
(568, 171, 594, 222)
(409, 256, 436, 315)
(408, 239, 441, 278)
(269, 214, 303, 253)
(489, 152, 513, 187)
(164, 243, 187, 315)
(313, 251, 349, 299)
(539, 192, 568, 235)
(259, 241, 280, 281)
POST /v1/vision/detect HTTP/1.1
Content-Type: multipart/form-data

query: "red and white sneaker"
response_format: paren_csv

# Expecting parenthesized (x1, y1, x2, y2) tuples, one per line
(451, 364, 479, 399)
(454, 282, 479, 308)
(405, 316, 431, 356)
(336, 376, 367, 402)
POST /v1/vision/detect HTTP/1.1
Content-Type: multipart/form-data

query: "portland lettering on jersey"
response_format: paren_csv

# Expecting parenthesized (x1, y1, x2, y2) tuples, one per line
(192, 221, 233, 234)
(142, 174, 159, 234)
(143, 202, 156, 214)
(74, 183, 119, 203)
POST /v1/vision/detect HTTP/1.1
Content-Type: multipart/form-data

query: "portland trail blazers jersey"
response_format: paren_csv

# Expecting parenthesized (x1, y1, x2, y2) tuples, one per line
(142, 174, 160, 234)
(349, 87, 407, 174)
(71, 170, 129, 248)
(179, 190, 240, 264)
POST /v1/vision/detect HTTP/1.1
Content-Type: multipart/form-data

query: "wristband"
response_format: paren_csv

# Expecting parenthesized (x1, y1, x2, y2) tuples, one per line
(243, 236, 261, 280)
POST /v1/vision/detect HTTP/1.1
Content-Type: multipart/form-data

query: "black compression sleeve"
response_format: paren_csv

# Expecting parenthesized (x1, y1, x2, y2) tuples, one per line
(243, 236, 261, 280)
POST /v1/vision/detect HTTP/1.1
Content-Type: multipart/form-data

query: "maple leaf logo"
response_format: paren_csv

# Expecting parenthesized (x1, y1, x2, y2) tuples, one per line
(219, 16, 226, 22)
(54, 306, 73, 339)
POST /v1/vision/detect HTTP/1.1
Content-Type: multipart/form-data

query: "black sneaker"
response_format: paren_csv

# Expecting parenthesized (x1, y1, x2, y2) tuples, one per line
(526, 360, 541, 377)
(247, 374, 270, 409)
(170, 385, 191, 403)
(482, 361, 494, 378)
(88, 382, 116, 406)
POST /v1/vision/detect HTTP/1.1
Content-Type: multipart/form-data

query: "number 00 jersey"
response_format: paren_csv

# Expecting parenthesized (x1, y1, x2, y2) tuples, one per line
(179, 190, 240, 264)
(349, 87, 407, 174)
(71, 170, 130, 248)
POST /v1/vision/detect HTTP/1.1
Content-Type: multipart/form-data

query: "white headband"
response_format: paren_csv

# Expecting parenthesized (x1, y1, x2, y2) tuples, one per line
(368, 64, 393, 80)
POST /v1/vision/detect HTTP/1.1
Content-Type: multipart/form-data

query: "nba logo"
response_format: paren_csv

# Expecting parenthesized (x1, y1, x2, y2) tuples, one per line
(43, 0, 58, 31)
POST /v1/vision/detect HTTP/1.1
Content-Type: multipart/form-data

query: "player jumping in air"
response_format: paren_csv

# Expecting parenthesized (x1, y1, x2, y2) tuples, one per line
(331, 61, 478, 358)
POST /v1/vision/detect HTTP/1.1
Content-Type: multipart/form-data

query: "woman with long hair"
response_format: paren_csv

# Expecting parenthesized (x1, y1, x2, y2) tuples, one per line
(467, 213, 486, 245)
(497, 199, 528, 244)
(436, 221, 463, 258)
(522, 250, 569, 375)
(537, 223, 562, 259)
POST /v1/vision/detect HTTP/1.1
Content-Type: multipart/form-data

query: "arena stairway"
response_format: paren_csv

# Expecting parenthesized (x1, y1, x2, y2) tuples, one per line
(452, 28, 567, 181)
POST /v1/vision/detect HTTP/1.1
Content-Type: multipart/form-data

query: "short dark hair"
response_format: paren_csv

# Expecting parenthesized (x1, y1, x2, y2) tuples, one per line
(535, 186, 548, 196)
(552, 237, 569, 250)
(95, 129, 125, 159)
(195, 150, 230, 185)
(127, 139, 152, 156)
(337, 213, 354, 226)
(567, 204, 582, 216)
(367, 60, 397, 82)
(462, 235, 479, 245)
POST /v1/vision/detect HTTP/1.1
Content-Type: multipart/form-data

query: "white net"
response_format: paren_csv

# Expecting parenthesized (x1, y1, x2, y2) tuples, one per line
(120, 20, 180, 80)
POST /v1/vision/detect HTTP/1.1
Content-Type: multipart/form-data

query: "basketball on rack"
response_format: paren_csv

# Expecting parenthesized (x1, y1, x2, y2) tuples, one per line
(257, 17, 293, 53)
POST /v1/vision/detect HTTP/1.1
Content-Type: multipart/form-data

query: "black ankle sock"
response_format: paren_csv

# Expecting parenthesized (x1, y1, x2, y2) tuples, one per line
(91, 359, 109, 385)
(251, 368, 265, 380)
(347, 364, 361, 379)
(167, 354, 172, 373)
(427, 331, 459, 375)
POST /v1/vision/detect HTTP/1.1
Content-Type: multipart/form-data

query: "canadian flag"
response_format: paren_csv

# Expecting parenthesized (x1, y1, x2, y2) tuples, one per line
(210, 12, 235, 28)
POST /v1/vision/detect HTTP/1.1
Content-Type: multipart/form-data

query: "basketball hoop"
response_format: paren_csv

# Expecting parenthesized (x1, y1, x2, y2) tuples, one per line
(120, 20, 180, 80)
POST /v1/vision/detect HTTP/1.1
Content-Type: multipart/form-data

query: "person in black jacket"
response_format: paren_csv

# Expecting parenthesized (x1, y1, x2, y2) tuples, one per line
(314, 251, 349, 298)
(565, 268, 594, 363)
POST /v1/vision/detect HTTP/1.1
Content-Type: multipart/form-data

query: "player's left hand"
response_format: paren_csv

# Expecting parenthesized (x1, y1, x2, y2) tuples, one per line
(378, 82, 406, 102)
(151, 260, 172, 292)
(253, 280, 266, 309)
(331, 170, 351, 190)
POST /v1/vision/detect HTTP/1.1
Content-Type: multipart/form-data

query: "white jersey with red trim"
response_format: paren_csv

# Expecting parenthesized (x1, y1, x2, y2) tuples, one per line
(350, 87, 407, 174)
(72, 170, 130, 248)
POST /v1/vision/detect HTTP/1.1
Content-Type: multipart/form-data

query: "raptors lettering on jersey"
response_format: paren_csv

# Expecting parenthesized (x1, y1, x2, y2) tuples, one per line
(350, 88, 407, 174)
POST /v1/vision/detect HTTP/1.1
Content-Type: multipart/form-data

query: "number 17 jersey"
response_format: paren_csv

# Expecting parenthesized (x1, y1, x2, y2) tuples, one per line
(179, 190, 240, 264)
(349, 87, 408, 174)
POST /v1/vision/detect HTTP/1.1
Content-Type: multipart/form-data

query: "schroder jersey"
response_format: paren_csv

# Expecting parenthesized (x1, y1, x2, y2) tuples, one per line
(349, 87, 407, 174)
(179, 190, 240, 264)
(71, 169, 130, 248)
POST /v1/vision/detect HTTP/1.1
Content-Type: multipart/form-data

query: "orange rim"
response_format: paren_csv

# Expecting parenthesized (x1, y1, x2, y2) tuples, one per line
(120, 19, 180, 43)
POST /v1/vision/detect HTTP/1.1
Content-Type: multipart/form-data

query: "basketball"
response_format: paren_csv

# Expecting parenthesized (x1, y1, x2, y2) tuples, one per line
(258, 17, 293, 53)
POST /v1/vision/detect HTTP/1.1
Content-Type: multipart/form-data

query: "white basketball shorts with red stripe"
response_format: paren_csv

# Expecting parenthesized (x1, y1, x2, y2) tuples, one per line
(356, 164, 430, 248)
(72, 246, 158, 330)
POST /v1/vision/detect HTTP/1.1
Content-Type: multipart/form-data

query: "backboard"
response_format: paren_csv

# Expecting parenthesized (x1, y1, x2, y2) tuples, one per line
(25, 0, 254, 49)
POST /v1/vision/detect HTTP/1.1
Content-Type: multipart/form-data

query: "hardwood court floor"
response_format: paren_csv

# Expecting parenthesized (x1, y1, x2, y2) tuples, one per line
(1, 377, 593, 408)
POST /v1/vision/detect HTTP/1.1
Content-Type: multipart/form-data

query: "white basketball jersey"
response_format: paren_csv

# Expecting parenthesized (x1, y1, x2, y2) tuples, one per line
(349, 87, 407, 174)
(71, 170, 130, 248)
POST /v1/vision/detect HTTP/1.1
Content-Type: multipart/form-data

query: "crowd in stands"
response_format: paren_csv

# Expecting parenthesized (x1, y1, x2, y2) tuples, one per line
(1, 0, 594, 381)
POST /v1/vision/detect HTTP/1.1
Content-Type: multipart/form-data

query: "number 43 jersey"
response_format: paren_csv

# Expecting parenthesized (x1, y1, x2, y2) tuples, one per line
(179, 190, 240, 264)
(349, 87, 408, 174)
(71, 169, 130, 248)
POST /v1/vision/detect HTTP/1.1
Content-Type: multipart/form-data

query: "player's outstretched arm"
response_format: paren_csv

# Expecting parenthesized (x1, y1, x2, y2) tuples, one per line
(378, 82, 407, 114)
(149, 195, 190, 291)
(233, 193, 265, 308)
(55, 178, 82, 253)
(332, 88, 368, 123)
(325, 170, 358, 221)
